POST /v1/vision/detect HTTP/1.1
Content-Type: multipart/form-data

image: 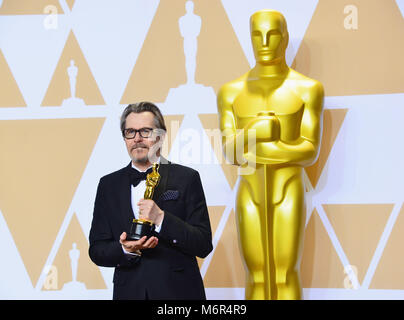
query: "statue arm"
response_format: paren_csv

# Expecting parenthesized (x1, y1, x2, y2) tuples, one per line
(251, 81, 324, 166)
(217, 84, 246, 166)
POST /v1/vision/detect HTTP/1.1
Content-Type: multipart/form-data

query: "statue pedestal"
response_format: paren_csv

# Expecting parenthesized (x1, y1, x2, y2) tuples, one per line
(164, 83, 217, 114)
(62, 97, 85, 107)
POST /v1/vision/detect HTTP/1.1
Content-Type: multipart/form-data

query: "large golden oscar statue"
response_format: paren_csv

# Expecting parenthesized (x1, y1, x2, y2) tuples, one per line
(217, 10, 324, 300)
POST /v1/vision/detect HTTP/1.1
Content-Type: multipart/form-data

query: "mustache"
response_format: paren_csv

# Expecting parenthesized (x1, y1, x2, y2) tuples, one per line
(131, 143, 149, 150)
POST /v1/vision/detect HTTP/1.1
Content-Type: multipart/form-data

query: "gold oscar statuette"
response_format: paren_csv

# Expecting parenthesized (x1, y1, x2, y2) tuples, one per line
(217, 10, 324, 300)
(127, 163, 161, 241)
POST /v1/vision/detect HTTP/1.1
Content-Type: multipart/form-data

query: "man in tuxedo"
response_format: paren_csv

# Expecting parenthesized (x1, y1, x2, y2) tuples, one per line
(89, 102, 213, 300)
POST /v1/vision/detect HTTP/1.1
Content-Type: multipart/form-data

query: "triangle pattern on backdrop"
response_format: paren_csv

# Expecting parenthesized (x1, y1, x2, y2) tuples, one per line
(120, 0, 249, 104)
(203, 209, 246, 287)
(300, 209, 345, 288)
(323, 203, 393, 286)
(65, 0, 76, 12)
(0, 118, 105, 287)
(292, 0, 404, 96)
(0, 0, 63, 15)
(41, 31, 105, 107)
(42, 213, 106, 291)
(370, 204, 404, 289)
(305, 109, 347, 189)
(198, 114, 238, 189)
(0, 50, 26, 107)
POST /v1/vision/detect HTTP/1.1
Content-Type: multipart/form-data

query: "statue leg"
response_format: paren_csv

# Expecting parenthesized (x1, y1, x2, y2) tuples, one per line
(236, 179, 266, 299)
(69, 78, 76, 98)
(272, 175, 305, 300)
(183, 39, 197, 84)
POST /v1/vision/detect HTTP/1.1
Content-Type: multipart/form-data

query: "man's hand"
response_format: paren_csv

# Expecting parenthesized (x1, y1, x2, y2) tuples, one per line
(137, 199, 164, 226)
(119, 232, 158, 254)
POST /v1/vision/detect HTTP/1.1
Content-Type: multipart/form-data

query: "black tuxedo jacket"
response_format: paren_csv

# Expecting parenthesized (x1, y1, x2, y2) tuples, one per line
(89, 160, 213, 300)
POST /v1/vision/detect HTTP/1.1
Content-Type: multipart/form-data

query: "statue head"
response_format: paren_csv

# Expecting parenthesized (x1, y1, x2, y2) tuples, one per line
(185, 1, 194, 13)
(250, 10, 289, 65)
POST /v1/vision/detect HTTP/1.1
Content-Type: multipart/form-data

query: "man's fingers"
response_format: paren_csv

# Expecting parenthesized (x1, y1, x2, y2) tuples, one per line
(143, 236, 158, 248)
(137, 236, 148, 244)
(137, 199, 154, 209)
(137, 199, 151, 205)
(150, 237, 158, 248)
(120, 233, 157, 251)
(139, 214, 150, 221)
(119, 232, 127, 245)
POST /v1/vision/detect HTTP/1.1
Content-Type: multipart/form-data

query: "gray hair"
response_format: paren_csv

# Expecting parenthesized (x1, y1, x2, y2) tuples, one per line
(120, 102, 167, 134)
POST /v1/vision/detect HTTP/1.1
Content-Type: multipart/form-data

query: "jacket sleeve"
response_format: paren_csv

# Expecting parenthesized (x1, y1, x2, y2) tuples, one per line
(88, 178, 139, 268)
(158, 171, 213, 258)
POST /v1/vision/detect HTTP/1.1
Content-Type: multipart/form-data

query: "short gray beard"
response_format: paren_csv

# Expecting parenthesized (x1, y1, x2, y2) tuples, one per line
(132, 155, 149, 164)
(131, 147, 160, 165)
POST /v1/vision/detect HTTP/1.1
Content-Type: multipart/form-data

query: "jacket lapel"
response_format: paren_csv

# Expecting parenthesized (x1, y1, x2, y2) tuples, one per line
(153, 158, 170, 203)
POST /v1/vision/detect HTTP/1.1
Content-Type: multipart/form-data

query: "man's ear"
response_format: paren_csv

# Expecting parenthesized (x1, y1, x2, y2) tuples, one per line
(148, 130, 166, 161)
(154, 130, 166, 143)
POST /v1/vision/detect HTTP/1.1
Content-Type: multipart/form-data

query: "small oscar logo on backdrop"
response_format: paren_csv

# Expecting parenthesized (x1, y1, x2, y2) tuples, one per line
(62, 243, 86, 291)
(164, 0, 216, 112)
(62, 60, 85, 107)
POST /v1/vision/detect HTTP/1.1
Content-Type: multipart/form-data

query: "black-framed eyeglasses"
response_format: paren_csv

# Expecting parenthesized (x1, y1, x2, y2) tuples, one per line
(123, 127, 154, 139)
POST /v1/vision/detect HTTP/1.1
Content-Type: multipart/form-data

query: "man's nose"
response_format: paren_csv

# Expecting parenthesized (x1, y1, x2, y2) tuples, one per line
(133, 131, 143, 141)
(262, 31, 269, 47)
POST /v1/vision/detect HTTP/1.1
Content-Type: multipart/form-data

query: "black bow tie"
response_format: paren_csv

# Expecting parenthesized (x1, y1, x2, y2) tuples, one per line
(130, 167, 153, 187)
